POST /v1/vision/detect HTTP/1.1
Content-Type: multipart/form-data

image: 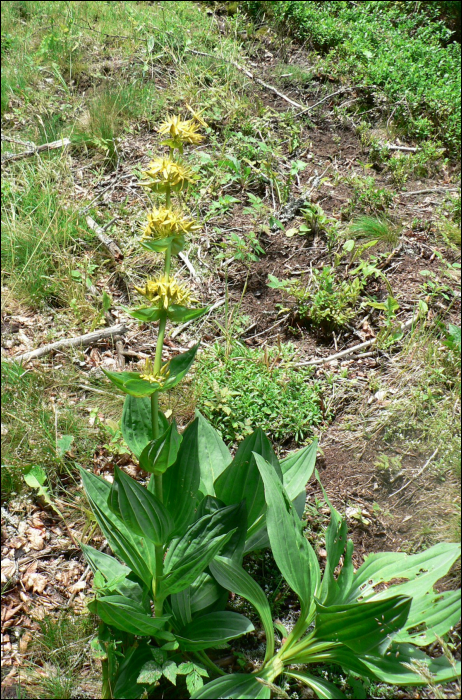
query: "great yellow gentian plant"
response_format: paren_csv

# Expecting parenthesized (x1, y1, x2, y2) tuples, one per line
(79, 112, 461, 700)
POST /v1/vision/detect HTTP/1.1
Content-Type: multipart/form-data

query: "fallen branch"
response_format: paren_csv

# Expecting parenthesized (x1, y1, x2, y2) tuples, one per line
(400, 187, 459, 197)
(296, 315, 417, 366)
(1, 137, 71, 164)
(389, 448, 439, 499)
(86, 215, 124, 262)
(295, 87, 356, 116)
(179, 250, 198, 279)
(187, 49, 305, 110)
(10, 324, 128, 363)
(385, 144, 418, 152)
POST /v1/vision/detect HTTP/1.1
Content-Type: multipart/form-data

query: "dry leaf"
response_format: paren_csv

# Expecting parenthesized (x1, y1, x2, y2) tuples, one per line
(1, 559, 16, 583)
(19, 631, 32, 654)
(68, 580, 87, 595)
(23, 572, 48, 594)
(27, 528, 45, 551)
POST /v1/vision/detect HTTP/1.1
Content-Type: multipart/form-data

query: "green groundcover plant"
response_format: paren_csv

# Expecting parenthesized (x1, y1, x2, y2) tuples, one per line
(80, 112, 461, 699)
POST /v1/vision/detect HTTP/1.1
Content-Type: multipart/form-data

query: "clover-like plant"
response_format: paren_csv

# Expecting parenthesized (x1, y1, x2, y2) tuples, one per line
(79, 112, 319, 699)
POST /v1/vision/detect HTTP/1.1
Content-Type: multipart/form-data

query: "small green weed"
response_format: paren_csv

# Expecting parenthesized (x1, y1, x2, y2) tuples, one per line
(348, 215, 400, 250)
(196, 343, 325, 444)
(342, 176, 395, 217)
(269, 267, 363, 331)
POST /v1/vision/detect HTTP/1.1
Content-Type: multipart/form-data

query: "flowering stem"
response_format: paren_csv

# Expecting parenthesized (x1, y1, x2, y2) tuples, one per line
(164, 245, 172, 278)
(165, 184, 171, 209)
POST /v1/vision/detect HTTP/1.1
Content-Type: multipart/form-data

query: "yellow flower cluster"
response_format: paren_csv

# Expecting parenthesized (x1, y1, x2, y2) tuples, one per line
(134, 275, 195, 309)
(141, 206, 200, 241)
(140, 158, 194, 192)
(139, 359, 171, 385)
(158, 115, 205, 146)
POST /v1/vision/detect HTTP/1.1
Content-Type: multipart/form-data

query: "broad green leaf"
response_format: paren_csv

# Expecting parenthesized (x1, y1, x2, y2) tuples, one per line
(191, 674, 270, 699)
(162, 417, 202, 534)
(314, 596, 411, 654)
(137, 660, 162, 685)
(140, 235, 185, 255)
(214, 428, 281, 530)
(195, 496, 247, 563)
(162, 504, 242, 597)
(57, 434, 74, 457)
(162, 343, 199, 391)
(176, 611, 254, 651)
(334, 541, 461, 645)
(285, 671, 346, 699)
(167, 305, 208, 323)
(103, 369, 162, 397)
(190, 571, 227, 615)
(254, 454, 320, 614)
(121, 395, 168, 458)
(171, 586, 192, 628)
(280, 439, 317, 505)
(210, 556, 274, 661)
(113, 643, 155, 700)
(393, 588, 461, 647)
(325, 644, 461, 686)
(139, 421, 182, 474)
(108, 467, 174, 546)
(162, 530, 234, 598)
(88, 595, 170, 636)
(79, 467, 156, 587)
(315, 480, 350, 604)
(122, 306, 163, 323)
(23, 465, 51, 504)
(194, 411, 231, 497)
(80, 543, 148, 609)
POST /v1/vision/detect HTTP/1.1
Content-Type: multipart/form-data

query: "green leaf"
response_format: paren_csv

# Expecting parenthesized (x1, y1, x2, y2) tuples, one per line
(113, 643, 155, 699)
(162, 343, 200, 391)
(80, 543, 147, 608)
(108, 467, 174, 546)
(88, 595, 170, 636)
(194, 411, 231, 497)
(162, 417, 202, 535)
(57, 434, 74, 457)
(325, 644, 461, 686)
(176, 611, 254, 651)
(79, 467, 156, 587)
(137, 660, 162, 685)
(167, 305, 208, 323)
(140, 235, 185, 255)
(210, 556, 274, 661)
(162, 504, 241, 597)
(139, 421, 182, 474)
(281, 439, 318, 508)
(195, 496, 247, 563)
(285, 671, 346, 699)
(254, 453, 320, 614)
(121, 395, 168, 459)
(343, 239, 355, 252)
(23, 465, 51, 504)
(186, 669, 206, 695)
(214, 428, 281, 531)
(122, 306, 163, 323)
(191, 674, 270, 699)
(314, 596, 412, 654)
(334, 541, 461, 646)
(103, 369, 162, 397)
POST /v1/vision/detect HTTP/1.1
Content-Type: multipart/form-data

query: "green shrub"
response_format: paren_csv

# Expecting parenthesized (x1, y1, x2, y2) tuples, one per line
(196, 343, 325, 443)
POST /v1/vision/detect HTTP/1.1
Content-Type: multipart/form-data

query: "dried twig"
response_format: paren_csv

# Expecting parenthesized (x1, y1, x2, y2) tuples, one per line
(86, 215, 124, 262)
(400, 187, 459, 197)
(179, 250, 198, 279)
(186, 49, 305, 110)
(295, 87, 357, 116)
(1, 137, 71, 164)
(10, 324, 128, 363)
(296, 315, 417, 366)
(389, 448, 439, 499)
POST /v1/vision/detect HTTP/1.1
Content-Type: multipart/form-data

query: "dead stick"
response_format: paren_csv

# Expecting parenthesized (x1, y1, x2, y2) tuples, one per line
(296, 316, 417, 366)
(389, 448, 439, 499)
(400, 187, 459, 197)
(1, 138, 71, 164)
(187, 49, 305, 110)
(86, 215, 124, 262)
(295, 87, 355, 116)
(10, 324, 128, 363)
